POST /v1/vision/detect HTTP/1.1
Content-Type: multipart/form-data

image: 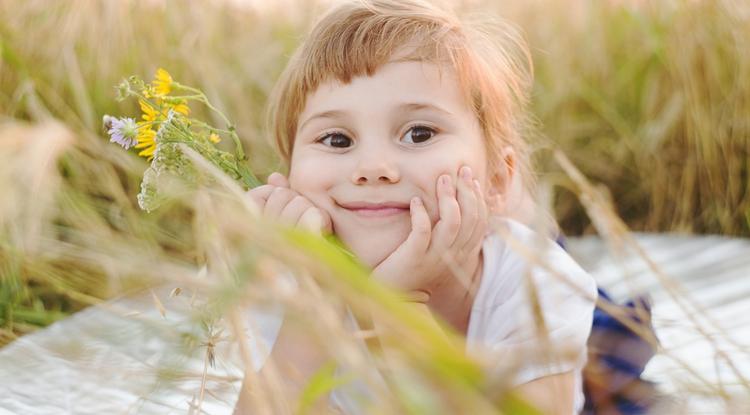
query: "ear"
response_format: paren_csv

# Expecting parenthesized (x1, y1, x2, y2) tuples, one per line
(486, 146, 515, 214)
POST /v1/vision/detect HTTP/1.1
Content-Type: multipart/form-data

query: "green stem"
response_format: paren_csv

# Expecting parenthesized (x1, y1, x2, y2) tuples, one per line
(160, 83, 262, 189)
(228, 127, 245, 161)
(161, 94, 203, 100)
(174, 83, 246, 161)
(164, 122, 261, 189)
(189, 119, 232, 135)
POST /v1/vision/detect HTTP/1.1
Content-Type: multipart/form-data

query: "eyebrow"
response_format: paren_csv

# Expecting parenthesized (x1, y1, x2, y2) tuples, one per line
(399, 102, 454, 117)
(297, 102, 454, 132)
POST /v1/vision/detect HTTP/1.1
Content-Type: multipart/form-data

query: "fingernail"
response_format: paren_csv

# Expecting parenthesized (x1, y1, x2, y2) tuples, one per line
(440, 175, 451, 187)
(411, 196, 421, 206)
(461, 166, 473, 184)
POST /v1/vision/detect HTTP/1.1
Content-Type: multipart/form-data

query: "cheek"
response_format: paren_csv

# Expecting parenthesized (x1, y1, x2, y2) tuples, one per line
(412, 157, 488, 224)
(289, 175, 330, 213)
(288, 154, 330, 200)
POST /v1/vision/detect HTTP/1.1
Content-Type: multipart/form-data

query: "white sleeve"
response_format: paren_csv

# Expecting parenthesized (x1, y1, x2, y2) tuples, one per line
(239, 272, 295, 372)
(469, 219, 597, 387)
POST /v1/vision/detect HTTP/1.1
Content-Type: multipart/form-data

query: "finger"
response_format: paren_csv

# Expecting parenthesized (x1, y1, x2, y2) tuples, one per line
(279, 195, 314, 225)
(430, 174, 461, 253)
(267, 172, 290, 188)
(246, 184, 276, 208)
(462, 178, 489, 253)
(380, 197, 431, 258)
(318, 208, 333, 235)
(298, 207, 330, 234)
(264, 187, 297, 218)
(298, 210, 333, 235)
(453, 166, 479, 250)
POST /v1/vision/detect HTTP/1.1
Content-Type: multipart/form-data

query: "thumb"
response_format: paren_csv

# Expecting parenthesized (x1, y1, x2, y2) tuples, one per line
(267, 172, 290, 188)
(401, 197, 432, 255)
(374, 197, 431, 286)
(318, 209, 333, 235)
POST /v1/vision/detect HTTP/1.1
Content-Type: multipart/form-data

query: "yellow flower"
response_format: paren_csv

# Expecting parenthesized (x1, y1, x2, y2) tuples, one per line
(135, 95, 189, 160)
(135, 125, 157, 159)
(208, 133, 221, 144)
(140, 99, 189, 122)
(152, 68, 173, 96)
(170, 100, 190, 116)
(139, 99, 159, 122)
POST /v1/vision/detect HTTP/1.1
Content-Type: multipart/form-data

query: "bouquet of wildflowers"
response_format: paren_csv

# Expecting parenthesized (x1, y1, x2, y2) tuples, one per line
(103, 69, 261, 211)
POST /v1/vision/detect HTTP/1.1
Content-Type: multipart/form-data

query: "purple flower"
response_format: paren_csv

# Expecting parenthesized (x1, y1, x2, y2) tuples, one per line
(105, 116, 138, 150)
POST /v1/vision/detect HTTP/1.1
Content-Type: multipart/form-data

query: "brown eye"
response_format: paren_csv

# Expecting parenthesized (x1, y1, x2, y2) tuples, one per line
(319, 133, 352, 148)
(402, 125, 436, 144)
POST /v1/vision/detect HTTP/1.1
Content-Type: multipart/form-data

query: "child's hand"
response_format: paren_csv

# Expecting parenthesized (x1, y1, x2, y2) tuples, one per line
(246, 172, 333, 235)
(372, 165, 488, 297)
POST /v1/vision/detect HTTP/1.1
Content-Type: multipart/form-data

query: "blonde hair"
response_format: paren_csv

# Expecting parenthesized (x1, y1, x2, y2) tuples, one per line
(265, 0, 536, 202)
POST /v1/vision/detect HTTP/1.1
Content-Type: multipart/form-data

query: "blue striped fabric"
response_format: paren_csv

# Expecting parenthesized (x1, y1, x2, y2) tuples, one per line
(582, 288, 660, 414)
(556, 235, 660, 414)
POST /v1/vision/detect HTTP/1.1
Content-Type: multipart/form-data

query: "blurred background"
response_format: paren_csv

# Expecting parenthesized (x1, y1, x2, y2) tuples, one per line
(0, 0, 748, 412)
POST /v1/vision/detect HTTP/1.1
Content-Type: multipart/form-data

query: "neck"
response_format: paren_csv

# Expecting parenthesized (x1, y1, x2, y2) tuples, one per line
(425, 250, 484, 336)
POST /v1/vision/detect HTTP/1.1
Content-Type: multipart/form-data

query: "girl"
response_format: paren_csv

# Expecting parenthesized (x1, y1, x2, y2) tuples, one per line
(238, 0, 597, 413)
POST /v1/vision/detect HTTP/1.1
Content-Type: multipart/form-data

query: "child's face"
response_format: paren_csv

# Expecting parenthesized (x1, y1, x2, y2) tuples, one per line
(289, 60, 490, 267)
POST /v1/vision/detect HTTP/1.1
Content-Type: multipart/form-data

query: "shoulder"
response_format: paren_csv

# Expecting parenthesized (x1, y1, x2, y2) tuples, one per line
(473, 217, 596, 313)
(467, 217, 598, 384)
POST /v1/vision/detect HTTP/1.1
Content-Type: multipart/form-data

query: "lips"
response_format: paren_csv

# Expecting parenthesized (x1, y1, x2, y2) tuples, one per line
(338, 200, 411, 218)
(339, 201, 410, 209)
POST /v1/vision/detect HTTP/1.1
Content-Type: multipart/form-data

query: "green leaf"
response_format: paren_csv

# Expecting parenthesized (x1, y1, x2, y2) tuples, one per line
(296, 360, 355, 414)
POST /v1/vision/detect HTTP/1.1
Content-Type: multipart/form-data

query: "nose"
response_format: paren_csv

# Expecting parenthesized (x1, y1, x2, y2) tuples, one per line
(351, 150, 400, 185)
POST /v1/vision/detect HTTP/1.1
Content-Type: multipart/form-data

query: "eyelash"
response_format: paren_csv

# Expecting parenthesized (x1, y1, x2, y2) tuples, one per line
(315, 124, 438, 148)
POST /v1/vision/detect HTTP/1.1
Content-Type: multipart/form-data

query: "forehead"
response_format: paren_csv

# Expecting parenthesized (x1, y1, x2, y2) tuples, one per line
(299, 60, 472, 120)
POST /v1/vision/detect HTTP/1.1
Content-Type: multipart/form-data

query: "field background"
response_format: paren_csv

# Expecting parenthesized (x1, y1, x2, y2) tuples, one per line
(0, 0, 748, 411)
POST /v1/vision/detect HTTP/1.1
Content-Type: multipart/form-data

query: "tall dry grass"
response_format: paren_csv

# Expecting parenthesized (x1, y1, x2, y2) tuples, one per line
(494, 0, 750, 236)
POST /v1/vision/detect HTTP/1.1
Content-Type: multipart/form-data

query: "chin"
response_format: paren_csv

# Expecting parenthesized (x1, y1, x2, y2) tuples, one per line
(334, 221, 411, 269)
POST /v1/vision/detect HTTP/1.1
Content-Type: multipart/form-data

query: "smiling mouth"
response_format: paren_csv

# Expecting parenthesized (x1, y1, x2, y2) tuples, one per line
(338, 201, 411, 218)
(347, 207, 409, 217)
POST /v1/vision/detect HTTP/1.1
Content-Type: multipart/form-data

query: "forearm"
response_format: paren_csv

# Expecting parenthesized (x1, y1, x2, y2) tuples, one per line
(367, 299, 454, 372)
(234, 317, 329, 414)
(514, 372, 575, 415)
